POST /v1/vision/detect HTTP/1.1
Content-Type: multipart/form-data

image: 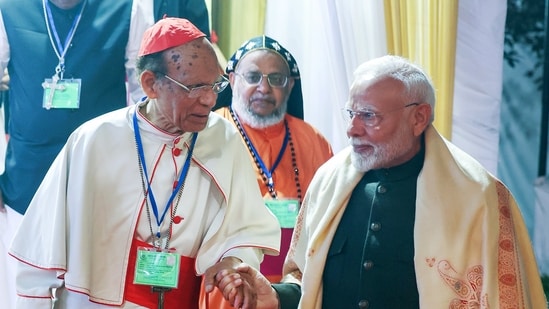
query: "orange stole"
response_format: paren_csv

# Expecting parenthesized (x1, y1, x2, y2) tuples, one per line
(125, 238, 202, 308)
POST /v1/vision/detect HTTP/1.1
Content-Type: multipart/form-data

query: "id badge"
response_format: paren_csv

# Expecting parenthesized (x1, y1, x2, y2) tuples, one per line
(133, 247, 181, 288)
(42, 78, 81, 109)
(265, 199, 299, 228)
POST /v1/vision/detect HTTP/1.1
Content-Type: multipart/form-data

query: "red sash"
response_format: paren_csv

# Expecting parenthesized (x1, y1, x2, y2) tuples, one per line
(125, 238, 201, 308)
(260, 227, 293, 282)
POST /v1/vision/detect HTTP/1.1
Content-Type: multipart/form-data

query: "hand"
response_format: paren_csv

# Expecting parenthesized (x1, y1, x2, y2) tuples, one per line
(215, 267, 255, 308)
(203, 257, 256, 308)
(203, 256, 242, 293)
(235, 264, 280, 309)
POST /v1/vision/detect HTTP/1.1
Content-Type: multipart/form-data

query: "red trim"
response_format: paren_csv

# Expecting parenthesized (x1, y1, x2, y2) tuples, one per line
(16, 294, 51, 299)
(8, 253, 66, 272)
(125, 238, 201, 308)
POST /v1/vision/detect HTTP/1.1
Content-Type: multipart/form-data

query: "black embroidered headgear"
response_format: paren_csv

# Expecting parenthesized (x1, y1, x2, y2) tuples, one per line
(214, 35, 304, 119)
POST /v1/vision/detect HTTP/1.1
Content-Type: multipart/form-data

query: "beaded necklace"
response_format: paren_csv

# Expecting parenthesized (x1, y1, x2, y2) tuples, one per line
(229, 107, 302, 203)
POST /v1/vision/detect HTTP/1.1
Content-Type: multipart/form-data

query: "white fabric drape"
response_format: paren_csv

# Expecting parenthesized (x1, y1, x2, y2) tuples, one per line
(265, 1, 506, 172)
(265, 0, 387, 153)
(451, 0, 507, 175)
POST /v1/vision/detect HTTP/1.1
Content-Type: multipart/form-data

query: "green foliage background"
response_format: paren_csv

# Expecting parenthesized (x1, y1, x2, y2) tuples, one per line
(504, 0, 546, 88)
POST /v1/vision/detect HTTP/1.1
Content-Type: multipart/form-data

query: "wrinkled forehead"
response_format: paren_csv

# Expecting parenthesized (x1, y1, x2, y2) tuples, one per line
(163, 38, 217, 75)
(348, 76, 405, 108)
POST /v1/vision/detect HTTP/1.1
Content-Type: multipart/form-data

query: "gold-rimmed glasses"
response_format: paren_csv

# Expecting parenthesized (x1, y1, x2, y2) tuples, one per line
(161, 74, 229, 98)
(342, 103, 420, 127)
(235, 72, 289, 88)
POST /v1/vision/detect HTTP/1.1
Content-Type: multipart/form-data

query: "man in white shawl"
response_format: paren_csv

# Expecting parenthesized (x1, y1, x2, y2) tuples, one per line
(8, 18, 280, 309)
(217, 55, 547, 308)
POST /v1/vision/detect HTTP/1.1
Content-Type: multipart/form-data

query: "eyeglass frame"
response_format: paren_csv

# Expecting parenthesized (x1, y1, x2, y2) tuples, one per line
(342, 102, 421, 127)
(234, 72, 289, 88)
(158, 72, 229, 98)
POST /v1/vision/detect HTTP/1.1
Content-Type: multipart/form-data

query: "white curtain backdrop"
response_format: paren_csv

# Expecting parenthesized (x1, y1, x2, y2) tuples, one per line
(265, 0, 387, 153)
(265, 1, 506, 172)
(451, 0, 507, 175)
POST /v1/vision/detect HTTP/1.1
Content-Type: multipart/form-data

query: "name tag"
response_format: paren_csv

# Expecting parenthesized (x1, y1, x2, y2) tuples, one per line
(133, 247, 181, 288)
(265, 199, 299, 228)
(42, 78, 81, 109)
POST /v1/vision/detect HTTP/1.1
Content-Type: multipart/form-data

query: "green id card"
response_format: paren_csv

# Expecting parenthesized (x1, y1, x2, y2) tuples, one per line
(265, 199, 299, 228)
(42, 78, 81, 109)
(133, 247, 180, 288)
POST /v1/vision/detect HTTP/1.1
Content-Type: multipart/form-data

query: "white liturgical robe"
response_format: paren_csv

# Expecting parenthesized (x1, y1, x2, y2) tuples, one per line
(9, 102, 281, 308)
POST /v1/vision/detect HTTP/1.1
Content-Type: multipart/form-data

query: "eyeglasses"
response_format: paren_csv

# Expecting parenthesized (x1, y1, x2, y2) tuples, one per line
(161, 74, 229, 98)
(342, 102, 420, 127)
(235, 72, 289, 88)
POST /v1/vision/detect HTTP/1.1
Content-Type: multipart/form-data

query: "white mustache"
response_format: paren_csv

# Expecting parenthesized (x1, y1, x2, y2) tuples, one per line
(250, 95, 275, 104)
(349, 138, 369, 147)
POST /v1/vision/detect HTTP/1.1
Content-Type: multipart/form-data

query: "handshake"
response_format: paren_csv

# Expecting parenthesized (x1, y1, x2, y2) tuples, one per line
(204, 261, 283, 309)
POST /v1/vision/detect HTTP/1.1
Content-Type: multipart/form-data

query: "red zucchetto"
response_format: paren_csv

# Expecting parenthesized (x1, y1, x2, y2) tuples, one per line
(138, 17, 205, 56)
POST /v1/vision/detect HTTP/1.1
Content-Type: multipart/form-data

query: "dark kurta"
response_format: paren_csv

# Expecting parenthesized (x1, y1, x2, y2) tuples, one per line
(322, 148, 424, 309)
(0, 0, 132, 214)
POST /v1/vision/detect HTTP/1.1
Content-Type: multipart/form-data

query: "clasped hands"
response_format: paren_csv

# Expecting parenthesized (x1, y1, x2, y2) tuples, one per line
(203, 258, 279, 309)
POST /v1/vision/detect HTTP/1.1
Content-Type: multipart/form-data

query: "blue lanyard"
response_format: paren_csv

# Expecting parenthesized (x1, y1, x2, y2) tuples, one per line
(232, 110, 289, 190)
(43, 0, 86, 77)
(133, 110, 197, 232)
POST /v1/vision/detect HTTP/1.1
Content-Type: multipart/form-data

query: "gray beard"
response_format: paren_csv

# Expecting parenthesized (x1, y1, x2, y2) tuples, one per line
(232, 98, 287, 129)
(349, 125, 414, 172)
(350, 151, 376, 172)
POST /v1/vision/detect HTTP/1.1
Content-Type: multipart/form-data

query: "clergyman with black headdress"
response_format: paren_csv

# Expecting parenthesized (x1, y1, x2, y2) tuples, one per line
(203, 35, 333, 308)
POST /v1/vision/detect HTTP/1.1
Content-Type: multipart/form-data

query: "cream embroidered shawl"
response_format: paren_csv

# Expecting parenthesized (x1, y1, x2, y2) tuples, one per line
(284, 125, 546, 308)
